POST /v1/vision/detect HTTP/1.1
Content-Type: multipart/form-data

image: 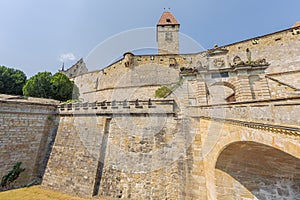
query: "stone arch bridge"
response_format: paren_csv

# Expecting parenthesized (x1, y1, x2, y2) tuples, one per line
(187, 97, 300, 199)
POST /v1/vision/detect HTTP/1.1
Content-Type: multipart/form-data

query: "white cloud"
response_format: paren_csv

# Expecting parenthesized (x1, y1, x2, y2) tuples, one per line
(59, 53, 76, 62)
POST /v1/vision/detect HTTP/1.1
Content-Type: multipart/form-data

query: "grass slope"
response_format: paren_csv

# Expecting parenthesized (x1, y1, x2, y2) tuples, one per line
(0, 186, 106, 200)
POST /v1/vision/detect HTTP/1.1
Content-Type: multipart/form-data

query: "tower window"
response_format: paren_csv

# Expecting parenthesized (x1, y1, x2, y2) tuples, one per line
(166, 19, 171, 23)
(165, 32, 173, 42)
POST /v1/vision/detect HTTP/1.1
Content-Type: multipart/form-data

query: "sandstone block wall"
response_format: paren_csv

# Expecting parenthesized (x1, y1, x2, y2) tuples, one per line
(189, 97, 300, 128)
(223, 28, 300, 74)
(42, 115, 107, 197)
(99, 115, 182, 199)
(74, 62, 180, 102)
(0, 97, 58, 188)
(223, 27, 300, 98)
(157, 25, 180, 54)
(42, 99, 202, 199)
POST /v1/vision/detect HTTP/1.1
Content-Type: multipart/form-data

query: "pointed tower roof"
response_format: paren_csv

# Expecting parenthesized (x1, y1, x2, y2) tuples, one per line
(292, 22, 300, 28)
(157, 11, 180, 26)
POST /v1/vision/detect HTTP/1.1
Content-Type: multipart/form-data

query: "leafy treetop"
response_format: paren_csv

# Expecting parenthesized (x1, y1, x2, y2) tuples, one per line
(23, 72, 79, 101)
(0, 66, 27, 95)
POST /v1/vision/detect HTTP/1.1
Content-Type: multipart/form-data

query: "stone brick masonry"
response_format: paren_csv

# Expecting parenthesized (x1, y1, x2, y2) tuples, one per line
(0, 95, 58, 188)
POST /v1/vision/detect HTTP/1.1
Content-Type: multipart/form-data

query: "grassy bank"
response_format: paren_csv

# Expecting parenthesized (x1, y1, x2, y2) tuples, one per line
(0, 186, 106, 200)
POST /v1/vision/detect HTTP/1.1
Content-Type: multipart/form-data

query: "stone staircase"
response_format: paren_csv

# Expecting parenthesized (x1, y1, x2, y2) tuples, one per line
(266, 75, 300, 97)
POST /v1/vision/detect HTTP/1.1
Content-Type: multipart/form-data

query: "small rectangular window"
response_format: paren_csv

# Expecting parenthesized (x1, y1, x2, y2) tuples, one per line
(211, 72, 229, 78)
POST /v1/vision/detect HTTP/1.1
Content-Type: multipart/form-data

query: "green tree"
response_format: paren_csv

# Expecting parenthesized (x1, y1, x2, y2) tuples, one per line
(22, 72, 79, 101)
(0, 66, 27, 95)
(22, 72, 52, 98)
(51, 73, 79, 101)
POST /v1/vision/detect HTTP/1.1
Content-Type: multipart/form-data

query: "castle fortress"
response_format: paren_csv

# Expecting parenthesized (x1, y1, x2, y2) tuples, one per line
(1, 12, 300, 199)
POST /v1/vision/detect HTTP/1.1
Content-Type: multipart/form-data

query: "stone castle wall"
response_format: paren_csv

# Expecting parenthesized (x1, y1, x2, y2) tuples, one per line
(74, 26, 300, 102)
(223, 28, 300, 74)
(42, 115, 105, 197)
(74, 58, 183, 102)
(0, 97, 58, 188)
(42, 115, 184, 199)
(98, 115, 182, 199)
(222, 27, 300, 98)
(266, 71, 300, 98)
(42, 100, 193, 199)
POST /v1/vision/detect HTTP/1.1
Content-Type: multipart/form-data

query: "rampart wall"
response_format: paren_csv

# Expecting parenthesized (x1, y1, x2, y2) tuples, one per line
(0, 96, 58, 188)
(74, 57, 183, 102)
(42, 100, 198, 199)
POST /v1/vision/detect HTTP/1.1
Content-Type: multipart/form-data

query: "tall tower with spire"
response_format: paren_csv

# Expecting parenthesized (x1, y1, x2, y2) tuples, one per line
(157, 11, 180, 55)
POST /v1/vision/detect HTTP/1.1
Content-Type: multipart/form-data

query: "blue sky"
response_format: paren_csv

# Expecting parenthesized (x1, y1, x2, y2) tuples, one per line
(0, 0, 299, 77)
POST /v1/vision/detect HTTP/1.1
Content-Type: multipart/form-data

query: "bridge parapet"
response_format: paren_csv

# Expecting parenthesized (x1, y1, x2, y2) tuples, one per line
(188, 97, 300, 136)
(58, 99, 175, 115)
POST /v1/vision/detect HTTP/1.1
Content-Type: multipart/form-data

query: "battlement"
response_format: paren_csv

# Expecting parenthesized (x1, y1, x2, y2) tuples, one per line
(102, 53, 191, 72)
(222, 25, 300, 49)
(58, 99, 175, 115)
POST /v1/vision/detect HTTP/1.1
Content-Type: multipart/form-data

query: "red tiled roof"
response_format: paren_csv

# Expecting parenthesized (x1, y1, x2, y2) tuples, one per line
(157, 11, 180, 26)
(292, 22, 300, 28)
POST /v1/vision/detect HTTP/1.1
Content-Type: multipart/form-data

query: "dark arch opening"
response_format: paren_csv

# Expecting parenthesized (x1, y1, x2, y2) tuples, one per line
(215, 141, 300, 199)
(208, 81, 236, 104)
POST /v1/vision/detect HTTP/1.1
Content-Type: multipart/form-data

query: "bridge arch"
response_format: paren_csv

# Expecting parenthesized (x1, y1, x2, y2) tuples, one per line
(199, 119, 300, 200)
(215, 141, 300, 199)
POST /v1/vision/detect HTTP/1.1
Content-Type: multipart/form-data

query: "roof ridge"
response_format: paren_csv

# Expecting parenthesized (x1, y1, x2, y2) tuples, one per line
(157, 11, 180, 26)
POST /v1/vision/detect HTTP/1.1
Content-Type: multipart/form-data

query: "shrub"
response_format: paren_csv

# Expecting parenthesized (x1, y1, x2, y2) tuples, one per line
(155, 86, 172, 98)
(1, 162, 25, 188)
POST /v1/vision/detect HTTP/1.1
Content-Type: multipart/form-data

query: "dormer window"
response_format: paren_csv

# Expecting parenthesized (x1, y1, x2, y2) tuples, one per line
(166, 19, 171, 23)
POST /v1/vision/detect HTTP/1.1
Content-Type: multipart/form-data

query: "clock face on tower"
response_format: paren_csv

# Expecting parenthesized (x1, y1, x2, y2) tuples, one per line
(165, 32, 173, 42)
